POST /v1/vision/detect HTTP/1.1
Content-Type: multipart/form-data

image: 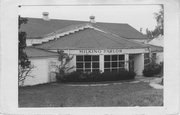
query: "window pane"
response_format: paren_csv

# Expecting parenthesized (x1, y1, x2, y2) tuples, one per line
(76, 55, 83, 61)
(85, 62, 91, 68)
(112, 55, 118, 61)
(112, 62, 117, 67)
(104, 62, 110, 68)
(84, 55, 91, 61)
(92, 62, 99, 68)
(92, 55, 99, 61)
(144, 59, 150, 64)
(76, 63, 83, 68)
(119, 62, 124, 67)
(119, 55, 124, 60)
(152, 53, 156, 59)
(144, 53, 149, 58)
(104, 55, 110, 61)
(104, 69, 111, 72)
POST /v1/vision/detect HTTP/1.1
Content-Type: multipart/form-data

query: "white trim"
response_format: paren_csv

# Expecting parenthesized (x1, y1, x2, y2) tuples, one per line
(125, 54, 129, 71)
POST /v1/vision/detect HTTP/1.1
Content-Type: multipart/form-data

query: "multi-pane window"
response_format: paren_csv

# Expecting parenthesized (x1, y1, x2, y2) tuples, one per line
(104, 55, 125, 72)
(152, 53, 156, 60)
(76, 55, 99, 72)
(144, 53, 150, 66)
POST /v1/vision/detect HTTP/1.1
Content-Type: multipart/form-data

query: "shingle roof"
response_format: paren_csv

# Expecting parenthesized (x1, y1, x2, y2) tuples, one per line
(148, 35, 163, 47)
(35, 27, 148, 50)
(146, 44, 163, 52)
(20, 17, 147, 39)
(25, 47, 58, 58)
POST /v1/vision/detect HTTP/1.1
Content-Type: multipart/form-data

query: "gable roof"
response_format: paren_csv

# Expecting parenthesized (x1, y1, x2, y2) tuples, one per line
(25, 47, 58, 58)
(34, 27, 148, 50)
(146, 44, 163, 52)
(20, 17, 147, 39)
(148, 35, 163, 47)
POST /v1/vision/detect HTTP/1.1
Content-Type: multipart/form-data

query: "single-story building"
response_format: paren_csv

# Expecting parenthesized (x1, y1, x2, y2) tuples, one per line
(147, 35, 164, 64)
(20, 13, 163, 86)
(19, 47, 59, 86)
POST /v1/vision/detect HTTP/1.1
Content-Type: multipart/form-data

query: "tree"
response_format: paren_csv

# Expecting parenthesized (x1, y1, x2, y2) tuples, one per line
(18, 16, 32, 85)
(146, 5, 164, 39)
(18, 65, 35, 86)
(55, 50, 74, 81)
(18, 16, 30, 67)
(153, 5, 164, 36)
(146, 28, 153, 39)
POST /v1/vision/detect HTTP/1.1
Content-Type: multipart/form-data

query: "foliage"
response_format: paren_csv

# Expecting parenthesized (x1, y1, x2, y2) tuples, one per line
(18, 65, 35, 86)
(18, 16, 28, 63)
(146, 5, 164, 38)
(55, 50, 74, 81)
(57, 69, 136, 83)
(143, 62, 162, 77)
(18, 16, 31, 84)
(18, 16, 29, 68)
(154, 5, 164, 36)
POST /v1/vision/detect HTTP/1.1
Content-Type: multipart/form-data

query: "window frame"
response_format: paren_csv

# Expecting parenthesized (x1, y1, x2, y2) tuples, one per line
(104, 55, 125, 72)
(76, 55, 100, 72)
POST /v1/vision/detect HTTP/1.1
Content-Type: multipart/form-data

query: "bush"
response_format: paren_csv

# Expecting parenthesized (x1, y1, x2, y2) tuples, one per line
(56, 69, 136, 83)
(143, 62, 162, 77)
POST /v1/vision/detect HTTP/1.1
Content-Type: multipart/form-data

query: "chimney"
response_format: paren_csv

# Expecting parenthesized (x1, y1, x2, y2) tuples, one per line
(42, 12, 50, 21)
(89, 15, 95, 23)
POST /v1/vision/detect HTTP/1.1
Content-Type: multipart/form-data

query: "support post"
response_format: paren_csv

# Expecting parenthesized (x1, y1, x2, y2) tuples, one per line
(100, 55, 104, 73)
(125, 54, 129, 71)
(134, 53, 144, 75)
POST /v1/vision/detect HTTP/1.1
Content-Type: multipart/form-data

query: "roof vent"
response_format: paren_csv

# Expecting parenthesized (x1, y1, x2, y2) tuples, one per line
(42, 12, 50, 21)
(89, 15, 95, 23)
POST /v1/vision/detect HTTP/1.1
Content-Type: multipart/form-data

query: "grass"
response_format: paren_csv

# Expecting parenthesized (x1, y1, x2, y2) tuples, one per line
(19, 81, 163, 107)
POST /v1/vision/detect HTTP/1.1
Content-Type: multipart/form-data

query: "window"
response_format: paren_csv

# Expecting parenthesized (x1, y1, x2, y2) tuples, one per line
(104, 55, 125, 72)
(76, 55, 99, 72)
(144, 53, 150, 66)
(152, 53, 156, 60)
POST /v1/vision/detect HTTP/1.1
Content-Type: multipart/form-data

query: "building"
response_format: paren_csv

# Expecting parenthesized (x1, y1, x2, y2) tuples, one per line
(147, 35, 164, 64)
(20, 13, 163, 86)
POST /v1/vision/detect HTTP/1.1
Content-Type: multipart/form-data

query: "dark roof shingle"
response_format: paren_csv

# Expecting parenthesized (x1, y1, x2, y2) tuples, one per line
(20, 17, 147, 39)
(35, 28, 148, 50)
(25, 47, 58, 58)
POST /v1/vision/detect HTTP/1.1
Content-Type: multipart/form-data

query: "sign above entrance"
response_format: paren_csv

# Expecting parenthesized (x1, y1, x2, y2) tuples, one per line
(79, 49, 122, 54)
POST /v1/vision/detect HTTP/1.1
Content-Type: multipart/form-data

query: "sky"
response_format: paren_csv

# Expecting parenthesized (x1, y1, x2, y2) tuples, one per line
(18, 5, 161, 34)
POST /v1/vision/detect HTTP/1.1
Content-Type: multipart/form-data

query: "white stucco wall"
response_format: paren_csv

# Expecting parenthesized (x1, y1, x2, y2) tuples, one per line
(20, 48, 148, 86)
(20, 57, 58, 86)
(134, 54, 144, 76)
(21, 58, 49, 86)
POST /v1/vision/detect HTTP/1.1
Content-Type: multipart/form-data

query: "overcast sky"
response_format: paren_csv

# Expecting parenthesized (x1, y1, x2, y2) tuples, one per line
(19, 5, 161, 33)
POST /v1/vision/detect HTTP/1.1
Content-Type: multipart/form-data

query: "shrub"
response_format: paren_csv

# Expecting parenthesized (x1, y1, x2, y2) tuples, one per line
(56, 69, 136, 83)
(143, 62, 162, 77)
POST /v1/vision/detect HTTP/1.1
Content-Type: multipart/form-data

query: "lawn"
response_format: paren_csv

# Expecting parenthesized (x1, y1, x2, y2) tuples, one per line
(19, 81, 163, 107)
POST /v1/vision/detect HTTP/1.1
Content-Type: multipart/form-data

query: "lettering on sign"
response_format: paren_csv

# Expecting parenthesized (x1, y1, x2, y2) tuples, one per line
(79, 49, 122, 54)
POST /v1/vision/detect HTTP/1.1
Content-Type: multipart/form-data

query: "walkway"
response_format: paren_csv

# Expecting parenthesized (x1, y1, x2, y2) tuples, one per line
(135, 76, 163, 89)
(63, 76, 163, 89)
